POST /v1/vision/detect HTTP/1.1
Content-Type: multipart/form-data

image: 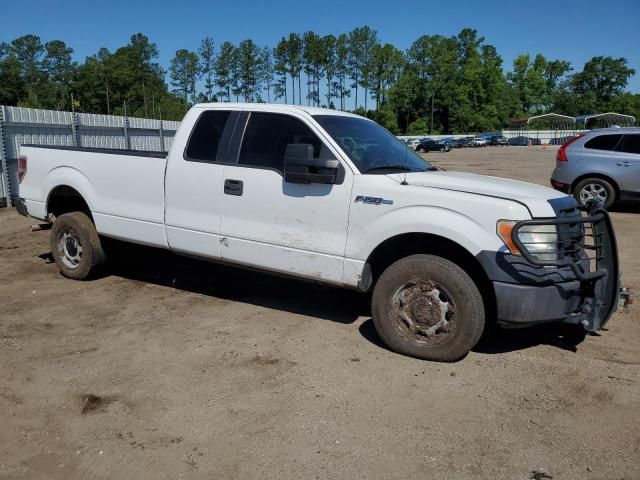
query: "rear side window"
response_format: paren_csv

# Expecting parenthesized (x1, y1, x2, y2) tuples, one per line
(584, 134, 622, 151)
(185, 110, 231, 161)
(238, 113, 328, 173)
(621, 134, 640, 154)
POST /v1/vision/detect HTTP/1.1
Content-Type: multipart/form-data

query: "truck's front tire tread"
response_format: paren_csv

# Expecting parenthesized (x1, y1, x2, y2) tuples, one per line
(372, 254, 485, 362)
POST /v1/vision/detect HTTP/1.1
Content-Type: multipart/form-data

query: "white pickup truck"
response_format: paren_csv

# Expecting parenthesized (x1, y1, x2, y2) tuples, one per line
(16, 103, 622, 361)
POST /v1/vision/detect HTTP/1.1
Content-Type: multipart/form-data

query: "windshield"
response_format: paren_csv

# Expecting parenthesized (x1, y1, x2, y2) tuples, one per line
(314, 115, 433, 174)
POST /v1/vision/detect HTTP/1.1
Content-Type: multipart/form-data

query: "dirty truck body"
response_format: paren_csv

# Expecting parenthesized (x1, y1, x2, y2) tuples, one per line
(16, 104, 621, 361)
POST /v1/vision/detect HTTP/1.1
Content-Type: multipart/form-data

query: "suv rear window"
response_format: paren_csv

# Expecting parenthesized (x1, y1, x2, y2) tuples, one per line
(584, 134, 622, 151)
(185, 110, 231, 161)
(621, 134, 640, 154)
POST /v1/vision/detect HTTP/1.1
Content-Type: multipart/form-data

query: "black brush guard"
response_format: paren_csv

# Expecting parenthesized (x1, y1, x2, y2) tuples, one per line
(511, 204, 620, 331)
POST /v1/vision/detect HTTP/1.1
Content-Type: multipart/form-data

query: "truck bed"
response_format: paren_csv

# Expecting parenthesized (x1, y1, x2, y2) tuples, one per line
(19, 145, 169, 248)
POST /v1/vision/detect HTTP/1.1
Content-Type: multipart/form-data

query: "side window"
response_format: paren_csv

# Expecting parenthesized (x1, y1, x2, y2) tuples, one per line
(238, 113, 329, 173)
(185, 110, 231, 162)
(584, 134, 622, 151)
(621, 134, 640, 155)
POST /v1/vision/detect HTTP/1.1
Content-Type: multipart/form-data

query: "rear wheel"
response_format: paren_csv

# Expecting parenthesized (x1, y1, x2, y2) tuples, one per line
(573, 177, 616, 209)
(372, 254, 485, 361)
(50, 212, 106, 280)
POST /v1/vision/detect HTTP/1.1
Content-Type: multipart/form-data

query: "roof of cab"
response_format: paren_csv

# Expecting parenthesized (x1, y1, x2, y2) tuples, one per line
(192, 102, 364, 119)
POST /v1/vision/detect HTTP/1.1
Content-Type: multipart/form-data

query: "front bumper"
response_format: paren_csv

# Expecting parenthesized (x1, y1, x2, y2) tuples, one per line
(480, 203, 620, 331)
(492, 280, 583, 326)
(15, 197, 28, 217)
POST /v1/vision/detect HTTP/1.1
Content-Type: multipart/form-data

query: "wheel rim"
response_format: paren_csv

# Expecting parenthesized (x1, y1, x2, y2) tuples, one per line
(58, 229, 83, 269)
(579, 183, 608, 204)
(391, 279, 457, 346)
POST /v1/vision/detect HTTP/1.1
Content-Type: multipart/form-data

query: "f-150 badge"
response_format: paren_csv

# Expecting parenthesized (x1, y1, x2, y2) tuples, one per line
(355, 195, 393, 205)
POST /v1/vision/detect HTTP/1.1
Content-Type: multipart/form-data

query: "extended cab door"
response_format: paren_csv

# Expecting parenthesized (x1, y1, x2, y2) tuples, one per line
(164, 109, 238, 258)
(218, 111, 353, 284)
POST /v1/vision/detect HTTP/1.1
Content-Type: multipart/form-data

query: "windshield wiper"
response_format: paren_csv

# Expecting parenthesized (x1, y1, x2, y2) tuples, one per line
(364, 164, 416, 173)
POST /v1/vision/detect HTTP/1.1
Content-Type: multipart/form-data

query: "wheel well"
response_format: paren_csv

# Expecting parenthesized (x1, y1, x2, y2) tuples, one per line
(47, 186, 93, 221)
(571, 173, 620, 198)
(366, 233, 496, 320)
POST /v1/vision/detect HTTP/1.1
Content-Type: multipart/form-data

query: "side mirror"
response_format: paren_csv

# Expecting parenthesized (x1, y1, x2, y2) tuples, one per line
(284, 143, 339, 184)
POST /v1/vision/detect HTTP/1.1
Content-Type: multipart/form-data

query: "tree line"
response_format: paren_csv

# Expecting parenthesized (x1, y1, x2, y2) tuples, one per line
(1, 28, 638, 133)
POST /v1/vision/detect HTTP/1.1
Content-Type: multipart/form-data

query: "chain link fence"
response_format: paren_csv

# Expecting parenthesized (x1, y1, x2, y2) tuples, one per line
(0, 106, 180, 207)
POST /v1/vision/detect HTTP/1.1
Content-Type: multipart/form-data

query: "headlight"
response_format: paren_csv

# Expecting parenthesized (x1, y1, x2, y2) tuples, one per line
(517, 224, 558, 262)
(497, 221, 558, 262)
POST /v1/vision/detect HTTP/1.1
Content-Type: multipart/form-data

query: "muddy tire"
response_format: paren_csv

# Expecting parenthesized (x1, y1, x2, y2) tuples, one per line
(50, 212, 106, 280)
(372, 254, 485, 362)
(573, 177, 616, 209)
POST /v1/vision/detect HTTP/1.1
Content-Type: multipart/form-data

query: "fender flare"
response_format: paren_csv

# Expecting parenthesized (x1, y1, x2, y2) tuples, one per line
(44, 166, 96, 214)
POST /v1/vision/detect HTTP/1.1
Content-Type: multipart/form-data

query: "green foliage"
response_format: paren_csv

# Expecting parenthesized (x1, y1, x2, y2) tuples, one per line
(406, 118, 428, 135)
(0, 29, 637, 129)
(370, 106, 399, 133)
(215, 41, 236, 102)
(198, 37, 215, 102)
(236, 39, 261, 102)
(169, 49, 200, 105)
(347, 26, 379, 110)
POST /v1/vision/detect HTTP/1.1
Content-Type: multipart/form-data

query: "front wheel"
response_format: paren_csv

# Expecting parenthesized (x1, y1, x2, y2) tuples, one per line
(50, 212, 106, 280)
(372, 254, 485, 361)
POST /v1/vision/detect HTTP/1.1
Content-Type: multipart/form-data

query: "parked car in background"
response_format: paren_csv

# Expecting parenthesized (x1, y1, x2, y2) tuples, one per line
(458, 137, 475, 148)
(415, 138, 451, 152)
(489, 135, 508, 146)
(406, 139, 421, 150)
(447, 138, 465, 148)
(550, 127, 640, 209)
(472, 137, 488, 147)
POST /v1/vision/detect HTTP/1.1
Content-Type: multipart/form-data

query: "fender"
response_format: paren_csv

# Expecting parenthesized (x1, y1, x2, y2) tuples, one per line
(44, 166, 97, 215)
(341, 201, 531, 289)
(347, 205, 508, 261)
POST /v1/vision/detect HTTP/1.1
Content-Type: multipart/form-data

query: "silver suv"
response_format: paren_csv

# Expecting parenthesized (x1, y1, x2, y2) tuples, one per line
(550, 127, 640, 209)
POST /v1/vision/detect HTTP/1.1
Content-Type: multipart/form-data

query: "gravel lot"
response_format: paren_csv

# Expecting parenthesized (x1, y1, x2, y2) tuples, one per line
(1, 146, 638, 480)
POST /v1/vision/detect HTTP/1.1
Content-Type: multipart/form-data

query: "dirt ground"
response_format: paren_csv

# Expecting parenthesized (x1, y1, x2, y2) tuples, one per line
(1, 146, 638, 480)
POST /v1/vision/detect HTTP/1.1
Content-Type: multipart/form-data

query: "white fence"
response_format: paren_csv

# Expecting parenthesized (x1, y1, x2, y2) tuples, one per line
(0, 106, 180, 207)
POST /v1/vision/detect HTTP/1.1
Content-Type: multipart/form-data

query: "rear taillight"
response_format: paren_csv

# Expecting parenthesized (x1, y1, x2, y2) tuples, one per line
(556, 134, 584, 162)
(17, 155, 27, 183)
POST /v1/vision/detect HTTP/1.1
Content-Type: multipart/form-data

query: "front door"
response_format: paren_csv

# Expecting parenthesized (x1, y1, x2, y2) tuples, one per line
(219, 111, 352, 285)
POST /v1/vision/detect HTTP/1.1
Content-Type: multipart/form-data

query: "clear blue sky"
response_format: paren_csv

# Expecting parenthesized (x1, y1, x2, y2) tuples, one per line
(2, 0, 639, 106)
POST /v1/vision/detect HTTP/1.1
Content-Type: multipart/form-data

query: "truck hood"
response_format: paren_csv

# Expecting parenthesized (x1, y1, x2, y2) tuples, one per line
(393, 170, 568, 217)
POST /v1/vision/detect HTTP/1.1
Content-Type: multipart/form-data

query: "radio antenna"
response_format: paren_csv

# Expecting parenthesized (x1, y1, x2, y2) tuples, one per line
(401, 139, 409, 185)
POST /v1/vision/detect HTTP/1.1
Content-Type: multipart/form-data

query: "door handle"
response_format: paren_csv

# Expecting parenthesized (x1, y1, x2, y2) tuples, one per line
(224, 179, 243, 196)
(616, 162, 631, 167)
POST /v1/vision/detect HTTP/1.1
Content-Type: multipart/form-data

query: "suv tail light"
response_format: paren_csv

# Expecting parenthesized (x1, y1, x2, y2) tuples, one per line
(17, 155, 27, 183)
(556, 134, 584, 162)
